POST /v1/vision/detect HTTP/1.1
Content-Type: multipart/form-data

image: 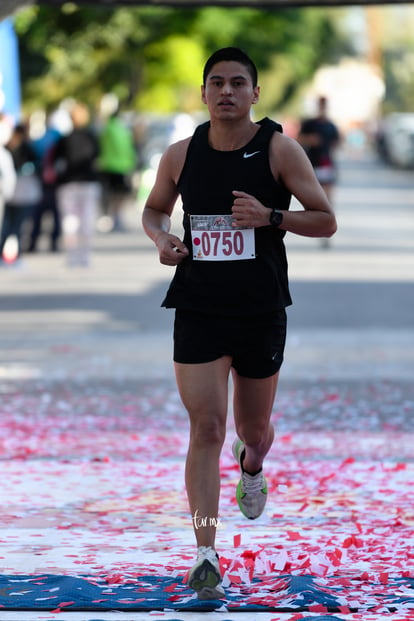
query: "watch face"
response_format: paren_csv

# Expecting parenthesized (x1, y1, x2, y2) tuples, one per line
(270, 209, 282, 227)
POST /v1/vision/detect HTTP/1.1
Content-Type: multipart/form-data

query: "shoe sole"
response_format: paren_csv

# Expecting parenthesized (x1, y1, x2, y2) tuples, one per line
(188, 559, 224, 600)
(232, 438, 244, 467)
(233, 439, 251, 518)
(233, 438, 267, 520)
(196, 584, 225, 600)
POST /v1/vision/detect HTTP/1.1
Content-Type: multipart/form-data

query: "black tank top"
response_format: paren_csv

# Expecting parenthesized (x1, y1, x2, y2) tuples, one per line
(162, 117, 292, 315)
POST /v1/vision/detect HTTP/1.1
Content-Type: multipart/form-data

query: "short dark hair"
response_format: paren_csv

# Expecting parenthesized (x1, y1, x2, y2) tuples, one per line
(203, 47, 258, 88)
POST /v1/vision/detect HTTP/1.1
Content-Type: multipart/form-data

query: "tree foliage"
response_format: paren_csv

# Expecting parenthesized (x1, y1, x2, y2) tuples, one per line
(383, 48, 414, 114)
(14, 4, 343, 116)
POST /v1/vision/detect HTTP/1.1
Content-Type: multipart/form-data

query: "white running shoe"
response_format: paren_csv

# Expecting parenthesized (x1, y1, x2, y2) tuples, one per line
(232, 438, 268, 519)
(188, 545, 225, 600)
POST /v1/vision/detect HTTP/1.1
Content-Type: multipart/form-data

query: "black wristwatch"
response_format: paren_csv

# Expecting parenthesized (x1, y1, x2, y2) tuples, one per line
(269, 208, 283, 228)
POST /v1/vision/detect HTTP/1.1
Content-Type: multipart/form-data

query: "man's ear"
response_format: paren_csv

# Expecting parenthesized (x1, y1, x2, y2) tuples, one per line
(201, 85, 207, 104)
(252, 86, 260, 104)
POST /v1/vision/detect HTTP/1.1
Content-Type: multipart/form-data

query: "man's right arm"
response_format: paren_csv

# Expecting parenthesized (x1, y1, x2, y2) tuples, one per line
(142, 142, 189, 266)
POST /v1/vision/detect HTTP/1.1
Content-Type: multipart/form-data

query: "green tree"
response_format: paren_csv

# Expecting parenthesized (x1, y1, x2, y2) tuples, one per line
(382, 48, 414, 113)
(14, 4, 342, 116)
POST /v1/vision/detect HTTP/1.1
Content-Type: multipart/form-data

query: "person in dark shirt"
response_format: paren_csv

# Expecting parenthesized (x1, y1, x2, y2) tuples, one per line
(28, 116, 62, 253)
(52, 102, 100, 267)
(142, 48, 337, 600)
(297, 96, 340, 248)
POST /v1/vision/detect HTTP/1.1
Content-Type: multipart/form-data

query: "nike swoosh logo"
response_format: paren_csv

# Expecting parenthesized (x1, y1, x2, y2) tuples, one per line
(243, 151, 260, 159)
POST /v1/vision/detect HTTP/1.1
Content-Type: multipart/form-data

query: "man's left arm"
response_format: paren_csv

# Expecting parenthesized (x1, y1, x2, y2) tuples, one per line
(231, 134, 337, 239)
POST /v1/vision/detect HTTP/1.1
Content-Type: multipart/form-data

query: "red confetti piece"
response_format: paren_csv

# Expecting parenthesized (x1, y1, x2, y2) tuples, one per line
(309, 604, 328, 612)
(51, 600, 75, 611)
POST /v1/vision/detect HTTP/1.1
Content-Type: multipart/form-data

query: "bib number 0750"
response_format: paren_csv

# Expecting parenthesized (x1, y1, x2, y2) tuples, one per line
(200, 230, 244, 257)
(190, 214, 255, 261)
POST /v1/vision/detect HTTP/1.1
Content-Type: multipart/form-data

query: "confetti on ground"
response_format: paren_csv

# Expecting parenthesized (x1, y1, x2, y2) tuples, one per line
(0, 377, 413, 615)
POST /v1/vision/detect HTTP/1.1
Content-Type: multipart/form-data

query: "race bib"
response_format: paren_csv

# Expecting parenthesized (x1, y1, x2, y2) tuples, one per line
(190, 214, 255, 261)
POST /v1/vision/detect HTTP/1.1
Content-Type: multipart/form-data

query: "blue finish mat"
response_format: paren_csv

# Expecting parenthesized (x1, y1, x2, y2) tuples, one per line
(0, 574, 413, 613)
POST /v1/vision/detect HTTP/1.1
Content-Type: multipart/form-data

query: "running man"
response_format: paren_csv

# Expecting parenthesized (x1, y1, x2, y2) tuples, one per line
(142, 47, 337, 600)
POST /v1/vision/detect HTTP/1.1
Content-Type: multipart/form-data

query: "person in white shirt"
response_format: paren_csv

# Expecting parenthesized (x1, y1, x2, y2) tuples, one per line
(0, 115, 16, 206)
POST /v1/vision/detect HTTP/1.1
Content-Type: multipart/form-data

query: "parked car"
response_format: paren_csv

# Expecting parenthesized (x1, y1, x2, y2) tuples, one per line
(377, 113, 414, 168)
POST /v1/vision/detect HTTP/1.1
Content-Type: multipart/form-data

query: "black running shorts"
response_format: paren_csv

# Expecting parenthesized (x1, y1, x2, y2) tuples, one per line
(173, 309, 287, 379)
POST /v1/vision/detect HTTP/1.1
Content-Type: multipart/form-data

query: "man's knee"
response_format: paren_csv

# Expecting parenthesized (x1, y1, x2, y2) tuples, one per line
(190, 417, 226, 447)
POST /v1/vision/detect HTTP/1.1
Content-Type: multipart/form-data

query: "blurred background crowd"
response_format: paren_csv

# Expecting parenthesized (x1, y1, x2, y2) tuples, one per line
(0, 97, 199, 267)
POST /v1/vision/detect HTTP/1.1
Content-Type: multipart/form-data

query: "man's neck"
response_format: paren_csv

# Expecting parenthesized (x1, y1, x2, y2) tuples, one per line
(208, 118, 259, 151)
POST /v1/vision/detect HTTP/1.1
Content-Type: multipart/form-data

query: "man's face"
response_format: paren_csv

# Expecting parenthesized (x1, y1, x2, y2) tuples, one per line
(201, 61, 260, 120)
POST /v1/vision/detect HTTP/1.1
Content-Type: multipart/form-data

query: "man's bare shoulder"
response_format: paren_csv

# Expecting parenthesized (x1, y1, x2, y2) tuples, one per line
(270, 130, 302, 152)
(165, 136, 192, 162)
(163, 136, 192, 181)
(269, 131, 306, 176)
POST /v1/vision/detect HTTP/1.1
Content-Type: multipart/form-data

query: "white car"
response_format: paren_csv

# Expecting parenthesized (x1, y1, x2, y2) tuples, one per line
(380, 113, 414, 168)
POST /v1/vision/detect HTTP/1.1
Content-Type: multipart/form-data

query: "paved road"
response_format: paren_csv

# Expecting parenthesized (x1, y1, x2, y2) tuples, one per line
(0, 148, 413, 382)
